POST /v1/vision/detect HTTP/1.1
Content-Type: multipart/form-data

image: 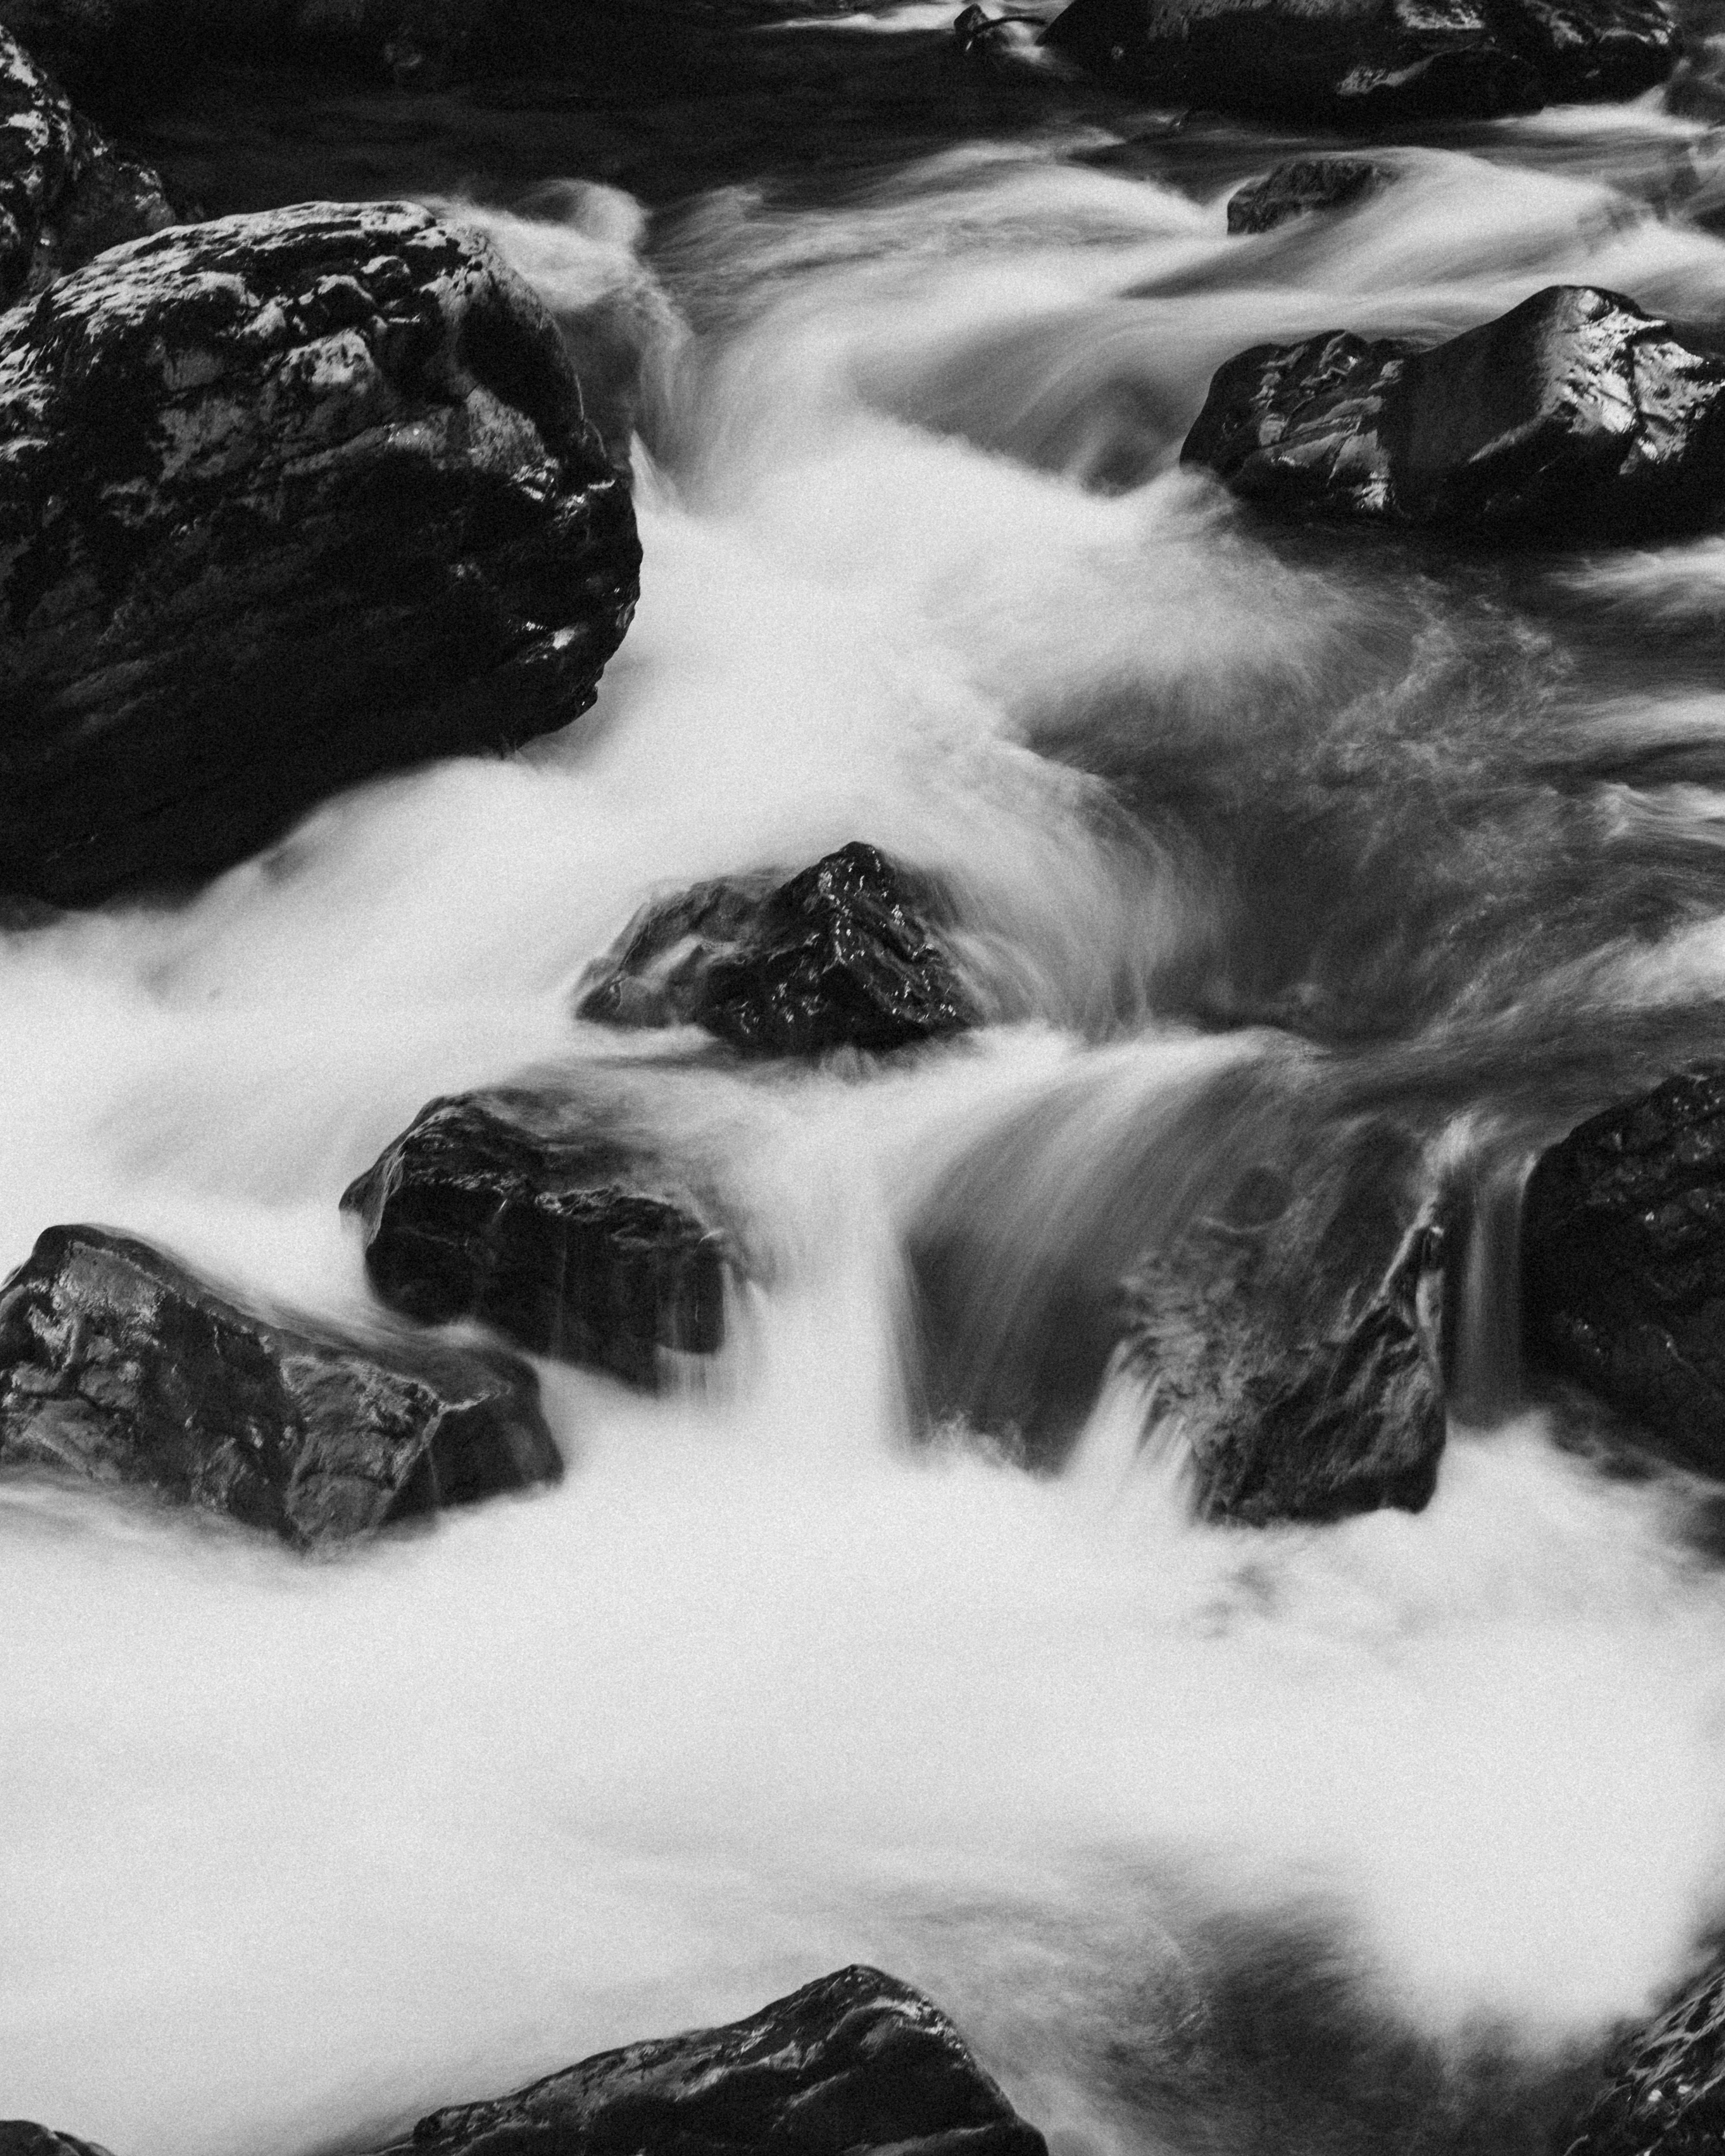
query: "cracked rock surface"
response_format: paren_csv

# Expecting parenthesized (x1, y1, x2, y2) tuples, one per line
(0, 1223, 562, 1545)
(0, 197, 640, 905)
(1182, 284, 1725, 539)
(0, 23, 173, 308)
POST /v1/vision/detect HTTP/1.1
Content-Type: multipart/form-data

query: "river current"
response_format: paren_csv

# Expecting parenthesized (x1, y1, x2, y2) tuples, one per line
(9, 18, 1725, 2153)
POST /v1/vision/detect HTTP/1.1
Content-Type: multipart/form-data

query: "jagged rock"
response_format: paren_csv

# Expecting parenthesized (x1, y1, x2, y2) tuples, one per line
(1038, 0, 1675, 116)
(1182, 285, 1725, 542)
(577, 843, 978, 1059)
(343, 1092, 733, 1388)
(1225, 160, 1389, 236)
(1039, 0, 1543, 124)
(0, 23, 173, 308)
(0, 2129, 115, 2156)
(0, 1224, 561, 1545)
(1522, 1066, 1725, 1474)
(1562, 1950, 1725, 2156)
(1129, 1214, 1446, 1524)
(0, 198, 640, 906)
(365, 1966, 1048, 2156)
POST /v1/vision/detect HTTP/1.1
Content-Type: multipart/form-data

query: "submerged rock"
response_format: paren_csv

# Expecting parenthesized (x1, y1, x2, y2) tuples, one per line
(1040, 0, 1543, 125)
(366, 1965, 1048, 2156)
(0, 1224, 561, 1545)
(577, 842, 978, 1059)
(344, 1092, 733, 1388)
(1522, 1065, 1725, 1474)
(0, 25, 173, 308)
(1038, 0, 1674, 116)
(1563, 1949, 1725, 2156)
(1225, 160, 1389, 236)
(0, 198, 640, 907)
(1182, 285, 1725, 542)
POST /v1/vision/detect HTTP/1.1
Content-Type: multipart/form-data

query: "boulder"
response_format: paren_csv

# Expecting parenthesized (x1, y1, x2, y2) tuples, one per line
(0, 198, 640, 906)
(1039, 0, 1543, 125)
(1562, 1950, 1725, 2156)
(0, 25, 174, 309)
(343, 1092, 733, 1388)
(577, 842, 978, 1059)
(1522, 1066, 1725, 1474)
(365, 1965, 1048, 2156)
(1181, 285, 1725, 543)
(1225, 159, 1388, 237)
(0, 2131, 115, 2156)
(1038, 0, 1675, 116)
(0, 1224, 561, 1545)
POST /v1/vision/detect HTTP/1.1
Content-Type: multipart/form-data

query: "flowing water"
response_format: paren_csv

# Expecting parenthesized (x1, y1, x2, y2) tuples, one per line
(12, 31, 1725, 2155)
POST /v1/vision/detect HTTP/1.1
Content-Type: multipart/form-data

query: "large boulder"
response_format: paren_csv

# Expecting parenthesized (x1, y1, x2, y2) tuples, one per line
(1522, 1066, 1725, 1474)
(1225, 160, 1389, 237)
(0, 25, 173, 309)
(1038, 0, 1675, 118)
(1182, 285, 1725, 543)
(1562, 1950, 1725, 2156)
(577, 842, 979, 1060)
(0, 1224, 561, 1545)
(0, 198, 640, 906)
(366, 1966, 1048, 2156)
(343, 1092, 734, 1388)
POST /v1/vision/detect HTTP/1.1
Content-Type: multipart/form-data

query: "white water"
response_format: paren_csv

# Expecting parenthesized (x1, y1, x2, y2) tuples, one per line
(9, 94, 1725, 2156)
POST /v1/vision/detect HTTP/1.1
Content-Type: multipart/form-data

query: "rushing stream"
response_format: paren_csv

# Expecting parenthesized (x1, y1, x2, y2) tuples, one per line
(12, 21, 1725, 2153)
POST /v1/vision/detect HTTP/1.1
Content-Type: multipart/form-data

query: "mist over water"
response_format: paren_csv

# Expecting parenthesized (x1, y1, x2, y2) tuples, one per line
(13, 72, 1725, 2156)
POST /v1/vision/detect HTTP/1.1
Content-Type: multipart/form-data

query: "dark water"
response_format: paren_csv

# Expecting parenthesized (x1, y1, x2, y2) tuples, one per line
(8, 15, 1725, 2156)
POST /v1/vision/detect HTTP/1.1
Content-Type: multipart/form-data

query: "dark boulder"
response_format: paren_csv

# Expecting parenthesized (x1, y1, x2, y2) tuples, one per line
(0, 1224, 561, 1545)
(0, 198, 640, 907)
(1182, 285, 1725, 543)
(343, 1091, 733, 1389)
(0, 2131, 115, 2156)
(0, 25, 173, 309)
(365, 1965, 1047, 2156)
(1226, 160, 1389, 237)
(1038, 0, 1675, 116)
(1562, 1950, 1725, 2156)
(1522, 1065, 1725, 1474)
(577, 842, 978, 1059)
(954, 5, 1084, 78)
(1039, 0, 1543, 125)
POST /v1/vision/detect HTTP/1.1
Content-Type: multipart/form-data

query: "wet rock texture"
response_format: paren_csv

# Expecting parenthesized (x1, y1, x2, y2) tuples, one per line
(1522, 1065, 1725, 1474)
(1226, 159, 1389, 236)
(0, 1224, 561, 1545)
(0, 25, 173, 308)
(1564, 1952, 1725, 2156)
(1182, 285, 1725, 542)
(0, 2130, 115, 2156)
(578, 842, 978, 1059)
(367, 1966, 1048, 2156)
(344, 1092, 733, 1388)
(1039, 0, 1675, 120)
(1126, 1133, 1446, 1525)
(0, 198, 640, 906)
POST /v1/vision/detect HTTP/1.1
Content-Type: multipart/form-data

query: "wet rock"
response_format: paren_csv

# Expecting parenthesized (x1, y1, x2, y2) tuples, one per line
(1039, 0, 1543, 125)
(0, 198, 640, 907)
(577, 842, 978, 1059)
(343, 1091, 733, 1388)
(1522, 1065, 1725, 1474)
(1, 23, 172, 309)
(1498, 0, 1678, 99)
(954, 4, 1083, 78)
(0, 2130, 116, 2156)
(1225, 159, 1389, 237)
(365, 1965, 1048, 2156)
(0, 1224, 561, 1545)
(1129, 1213, 1446, 1524)
(1182, 285, 1725, 542)
(1562, 1949, 1725, 2156)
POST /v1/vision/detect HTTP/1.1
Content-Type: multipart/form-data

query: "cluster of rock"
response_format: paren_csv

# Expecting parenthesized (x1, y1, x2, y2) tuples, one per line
(2, 1967, 1049, 2156)
(1027, 0, 1677, 123)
